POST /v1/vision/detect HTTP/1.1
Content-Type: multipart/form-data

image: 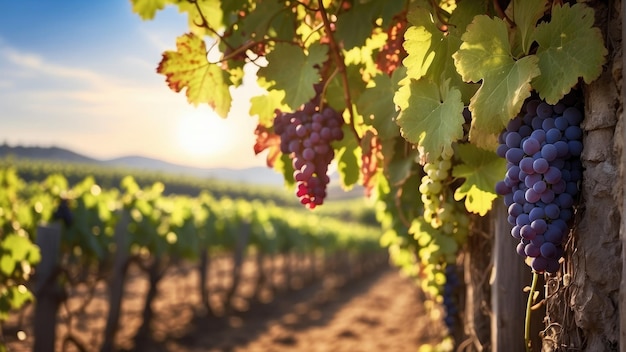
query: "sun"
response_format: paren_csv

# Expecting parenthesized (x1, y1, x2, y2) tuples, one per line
(176, 107, 233, 158)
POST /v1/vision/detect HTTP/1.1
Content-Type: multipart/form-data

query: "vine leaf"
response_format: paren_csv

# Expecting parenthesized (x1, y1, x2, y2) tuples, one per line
(509, 0, 549, 55)
(157, 33, 232, 117)
(531, 3, 608, 104)
(453, 15, 540, 147)
(177, 0, 224, 36)
(249, 84, 289, 127)
(452, 144, 506, 216)
(394, 79, 464, 163)
(357, 69, 404, 141)
(238, 0, 296, 41)
(335, 125, 361, 189)
(258, 42, 328, 110)
(335, 0, 404, 50)
(402, 6, 469, 100)
(130, 0, 172, 20)
(402, 7, 443, 81)
(253, 125, 281, 167)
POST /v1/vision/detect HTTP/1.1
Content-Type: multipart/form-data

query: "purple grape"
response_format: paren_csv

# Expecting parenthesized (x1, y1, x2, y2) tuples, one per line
(532, 180, 547, 194)
(554, 141, 569, 157)
(531, 219, 547, 234)
(506, 132, 522, 148)
(525, 188, 541, 203)
(530, 130, 546, 143)
(531, 257, 548, 272)
(522, 138, 541, 155)
(536, 102, 553, 119)
(544, 226, 563, 243)
(554, 116, 569, 131)
(568, 140, 583, 156)
(533, 158, 549, 174)
(511, 226, 522, 239)
(540, 242, 557, 258)
(528, 207, 545, 221)
(520, 225, 537, 240)
(506, 148, 525, 163)
(516, 242, 527, 257)
(519, 157, 535, 174)
(565, 126, 582, 140)
(541, 144, 557, 161)
(531, 235, 545, 247)
(563, 107, 583, 125)
(525, 243, 541, 257)
(545, 203, 560, 219)
(544, 167, 562, 184)
(546, 128, 561, 143)
(508, 203, 524, 217)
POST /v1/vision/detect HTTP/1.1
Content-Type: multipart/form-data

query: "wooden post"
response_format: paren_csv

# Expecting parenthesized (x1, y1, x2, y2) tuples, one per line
(225, 223, 250, 308)
(616, 0, 626, 352)
(491, 202, 543, 351)
(101, 214, 129, 352)
(33, 223, 62, 352)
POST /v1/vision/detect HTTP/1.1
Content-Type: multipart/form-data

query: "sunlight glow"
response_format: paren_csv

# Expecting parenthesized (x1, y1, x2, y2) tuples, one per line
(177, 107, 233, 158)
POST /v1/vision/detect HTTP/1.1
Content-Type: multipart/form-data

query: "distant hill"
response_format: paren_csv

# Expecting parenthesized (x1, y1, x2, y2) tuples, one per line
(0, 144, 284, 186)
(0, 144, 98, 164)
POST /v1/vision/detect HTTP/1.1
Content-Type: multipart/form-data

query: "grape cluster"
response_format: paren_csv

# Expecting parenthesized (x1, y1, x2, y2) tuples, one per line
(442, 264, 459, 331)
(274, 103, 344, 209)
(495, 95, 583, 273)
(419, 153, 469, 242)
(53, 197, 74, 227)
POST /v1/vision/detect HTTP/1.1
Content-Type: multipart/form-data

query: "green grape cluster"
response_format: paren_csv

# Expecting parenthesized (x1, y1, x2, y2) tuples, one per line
(419, 153, 469, 244)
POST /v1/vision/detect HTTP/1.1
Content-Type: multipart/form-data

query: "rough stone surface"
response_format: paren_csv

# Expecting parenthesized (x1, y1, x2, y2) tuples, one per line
(543, 1, 623, 350)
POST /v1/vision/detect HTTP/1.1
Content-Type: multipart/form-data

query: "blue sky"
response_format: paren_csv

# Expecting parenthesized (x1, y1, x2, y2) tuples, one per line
(0, 0, 267, 169)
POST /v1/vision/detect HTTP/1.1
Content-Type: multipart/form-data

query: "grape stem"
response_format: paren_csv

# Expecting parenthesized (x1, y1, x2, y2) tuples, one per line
(317, 0, 361, 143)
(525, 271, 539, 352)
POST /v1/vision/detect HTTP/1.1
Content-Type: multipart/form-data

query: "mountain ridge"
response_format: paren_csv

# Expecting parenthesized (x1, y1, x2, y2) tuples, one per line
(0, 143, 284, 186)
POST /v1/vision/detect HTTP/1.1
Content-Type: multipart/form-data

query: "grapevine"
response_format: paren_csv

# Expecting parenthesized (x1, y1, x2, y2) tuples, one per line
(495, 92, 583, 273)
(123, 0, 610, 349)
(273, 98, 344, 209)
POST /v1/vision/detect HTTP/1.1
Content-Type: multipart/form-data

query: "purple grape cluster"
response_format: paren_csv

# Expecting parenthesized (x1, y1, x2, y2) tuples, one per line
(443, 264, 459, 331)
(495, 95, 583, 273)
(274, 103, 344, 209)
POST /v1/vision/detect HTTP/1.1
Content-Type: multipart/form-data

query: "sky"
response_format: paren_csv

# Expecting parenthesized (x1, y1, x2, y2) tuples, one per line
(0, 0, 268, 169)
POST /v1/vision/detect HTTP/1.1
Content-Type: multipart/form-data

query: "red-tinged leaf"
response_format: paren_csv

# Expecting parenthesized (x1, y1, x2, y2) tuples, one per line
(157, 33, 232, 117)
(361, 130, 383, 198)
(254, 124, 281, 167)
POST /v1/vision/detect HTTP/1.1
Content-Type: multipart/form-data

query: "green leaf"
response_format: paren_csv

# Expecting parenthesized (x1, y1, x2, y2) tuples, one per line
(452, 144, 506, 216)
(335, 125, 360, 189)
(3, 235, 35, 261)
(357, 69, 403, 140)
(258, 43, 328, 110)
(239, 0, 296, 41)
(394, 79, 464, 162)
(335, 3, 376, 50)
(326, 63, 366, 112)
(453, 15, 540, 147)
(403, 7, 442, 81)
(157, 33, 232, 117)
(249, 89, 289, 127)
(0, 255, 15, 276)
(448, 0, 488, 35)
(403, 6, 476, 103)
(177, 0, 224, 36)
(130, 0, 172, 20)
(531, 3, 607, 104)
(510, 0, 549, 55)
(335, 0, 405, 50)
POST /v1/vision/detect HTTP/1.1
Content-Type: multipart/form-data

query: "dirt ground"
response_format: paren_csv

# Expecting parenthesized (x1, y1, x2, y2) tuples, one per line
(3, 257, 445, 352)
